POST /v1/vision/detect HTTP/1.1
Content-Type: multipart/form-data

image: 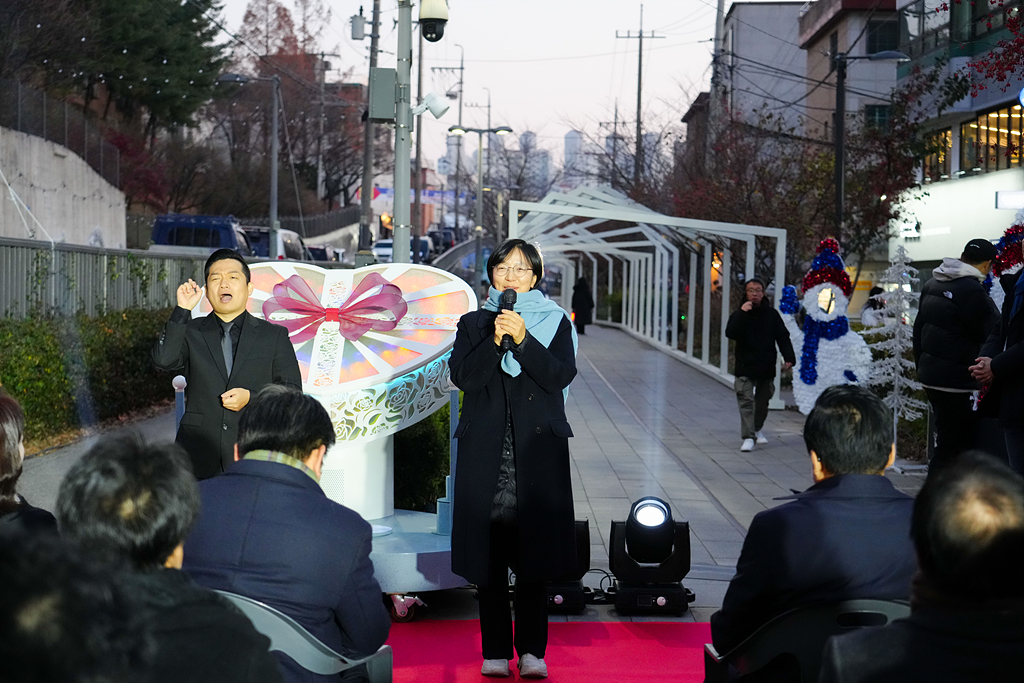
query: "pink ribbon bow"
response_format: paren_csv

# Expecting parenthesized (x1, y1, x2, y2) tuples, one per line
(262, 273, 409, 343)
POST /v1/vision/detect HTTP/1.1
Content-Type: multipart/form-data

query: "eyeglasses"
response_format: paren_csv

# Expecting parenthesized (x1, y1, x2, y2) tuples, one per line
(493, 265, 532, 278)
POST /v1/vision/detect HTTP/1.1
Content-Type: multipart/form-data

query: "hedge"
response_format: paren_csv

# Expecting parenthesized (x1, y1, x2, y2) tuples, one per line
(0, 309, 174, 441)
(394, 402, 451, 512)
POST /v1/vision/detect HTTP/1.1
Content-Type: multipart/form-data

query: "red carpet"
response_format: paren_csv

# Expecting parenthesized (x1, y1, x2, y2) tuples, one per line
(387, 620, 711, 682)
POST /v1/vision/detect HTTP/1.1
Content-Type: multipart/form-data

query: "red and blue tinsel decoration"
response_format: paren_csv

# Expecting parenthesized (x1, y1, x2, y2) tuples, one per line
(993, 224, 1024, 277)
(801, 238, 853, 297)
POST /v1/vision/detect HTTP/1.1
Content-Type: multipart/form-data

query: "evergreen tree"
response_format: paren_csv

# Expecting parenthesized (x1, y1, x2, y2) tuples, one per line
(862, 245, 928, 455)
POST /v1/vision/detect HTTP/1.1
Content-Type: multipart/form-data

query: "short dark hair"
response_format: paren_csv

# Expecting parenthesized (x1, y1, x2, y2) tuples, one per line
(744, 277, 766, 290)
(0, 390, 26, 514)
(486, 239, 544, 289)
(204, 248, 250, 283)
(0, 532, 151, 683)
(803, 385, 893, 475)
(912, 451, 1024, 600)
(56, 434, 200, 571)
(238, 385, 336, 461)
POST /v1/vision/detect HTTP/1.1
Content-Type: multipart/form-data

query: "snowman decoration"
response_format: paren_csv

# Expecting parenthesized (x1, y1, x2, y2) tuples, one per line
(988, 208, 1024, 312)
(780, 238, 873, 414)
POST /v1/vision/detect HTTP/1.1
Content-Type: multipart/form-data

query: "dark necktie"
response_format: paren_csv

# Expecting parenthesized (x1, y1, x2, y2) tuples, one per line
(221, 321, 234, 376)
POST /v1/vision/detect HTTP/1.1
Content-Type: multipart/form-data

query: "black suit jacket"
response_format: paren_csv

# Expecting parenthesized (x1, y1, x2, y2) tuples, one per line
(182, 458, 390, 683)
(152, 308, 301, 478)
(710, 474, 917, 653)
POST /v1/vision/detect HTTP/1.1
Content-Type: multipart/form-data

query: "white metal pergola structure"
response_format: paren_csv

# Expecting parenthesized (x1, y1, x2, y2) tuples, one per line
(508, 186, 787, 397)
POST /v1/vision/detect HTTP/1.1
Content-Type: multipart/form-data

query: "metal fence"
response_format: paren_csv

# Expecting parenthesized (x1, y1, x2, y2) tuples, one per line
(1, 237, 204, 319)
(0, 79, 120, 188)
(240, 206, 361, 240)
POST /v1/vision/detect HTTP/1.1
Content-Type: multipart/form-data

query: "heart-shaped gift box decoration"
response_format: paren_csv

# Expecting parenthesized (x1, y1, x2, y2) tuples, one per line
(194, 262, 478, 443)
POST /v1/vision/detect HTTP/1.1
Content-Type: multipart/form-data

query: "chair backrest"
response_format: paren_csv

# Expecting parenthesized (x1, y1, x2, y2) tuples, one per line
(731, 599, 910, 682)
(214, 589, 392, 682)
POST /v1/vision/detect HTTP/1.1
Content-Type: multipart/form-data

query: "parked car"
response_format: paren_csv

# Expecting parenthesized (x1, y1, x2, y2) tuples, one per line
(241, 226, 312, 261)
(371, 238, 433, 264)
(149, 214, 254, 256)
(307, 244, 341, 262)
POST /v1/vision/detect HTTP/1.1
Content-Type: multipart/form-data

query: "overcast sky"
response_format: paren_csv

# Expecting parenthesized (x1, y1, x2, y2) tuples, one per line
(220, 1, 752, 167)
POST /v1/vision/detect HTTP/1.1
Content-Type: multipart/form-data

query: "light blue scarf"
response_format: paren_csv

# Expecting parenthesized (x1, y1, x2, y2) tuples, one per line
(482, 287, 578, 400)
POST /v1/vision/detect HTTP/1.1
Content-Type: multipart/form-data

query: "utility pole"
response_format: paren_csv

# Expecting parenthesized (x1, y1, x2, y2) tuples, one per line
(315, 51, 341, 203)
(432, 46, 464, 237)
(392, 0, 413, 264)
(412, 29, 425, 264)
(598, 103, 621, 189)
(616, 5, 661, 187)
(358, 0, 381, 255)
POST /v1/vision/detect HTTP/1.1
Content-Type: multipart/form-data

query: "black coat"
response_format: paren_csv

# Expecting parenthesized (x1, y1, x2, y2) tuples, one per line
(725, 304, 796, 380)
(572, 285, 595, 326)
(449, 309, 578, 584)
(913, 271, 999, 390)
(819, 603, 1024, 683)
(119, 569, 283, 683)
(0, 497, 58, 536)
(182, 458, 390, 683)
(980, 272, 1024, 427)
(709, 474, 916, 653)
(152, 308, 301, 478)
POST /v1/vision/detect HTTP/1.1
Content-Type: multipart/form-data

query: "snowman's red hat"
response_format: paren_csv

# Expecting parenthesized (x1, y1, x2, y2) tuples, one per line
(802, 238, 853, 297)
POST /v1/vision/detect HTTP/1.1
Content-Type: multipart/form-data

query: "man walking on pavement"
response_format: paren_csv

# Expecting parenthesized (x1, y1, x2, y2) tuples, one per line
(726, 278, 796, 452)
(914, 238, 999, 474)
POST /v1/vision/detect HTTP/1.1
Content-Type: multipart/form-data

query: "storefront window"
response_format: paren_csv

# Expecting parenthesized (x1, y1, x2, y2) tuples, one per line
(959, 104, 1022, 174)
(923, 129, 952, 182)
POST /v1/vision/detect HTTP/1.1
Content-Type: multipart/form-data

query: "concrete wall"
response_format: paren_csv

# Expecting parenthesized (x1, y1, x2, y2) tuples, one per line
(0, 127, 126, 248)
(891, 167, 1024, 262)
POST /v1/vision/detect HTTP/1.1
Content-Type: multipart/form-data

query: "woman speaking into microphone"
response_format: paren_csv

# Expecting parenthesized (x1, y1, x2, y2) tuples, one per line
(450, 238, 578, 679)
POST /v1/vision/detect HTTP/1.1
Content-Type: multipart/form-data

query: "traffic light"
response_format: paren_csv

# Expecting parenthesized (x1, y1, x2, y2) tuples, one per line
(379, 212, 393, 237)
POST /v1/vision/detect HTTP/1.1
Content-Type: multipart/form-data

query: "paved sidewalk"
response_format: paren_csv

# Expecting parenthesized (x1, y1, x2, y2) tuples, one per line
(18, 324, 925, 623)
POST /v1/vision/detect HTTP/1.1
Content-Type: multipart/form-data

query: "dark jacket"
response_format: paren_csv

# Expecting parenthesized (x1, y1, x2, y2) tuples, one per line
(571, 281, 595, 326)
(449, 309, 578, 584)
(0, 496, 58, 536)
(913, 259, 999, 390)
(119, 568, 283, 683)
(980, 272, 1024, 427)
(152, 307, 301, 478)
(725, 303, 796, 380)
(819, 602, 1024, 683)
(182, 458, 390, 683)
(709, 474, 916, 654)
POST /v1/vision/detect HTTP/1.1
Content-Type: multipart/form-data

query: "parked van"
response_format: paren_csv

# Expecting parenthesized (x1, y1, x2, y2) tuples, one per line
(149, 214, 254, 256)
(241, 226, 313, 261)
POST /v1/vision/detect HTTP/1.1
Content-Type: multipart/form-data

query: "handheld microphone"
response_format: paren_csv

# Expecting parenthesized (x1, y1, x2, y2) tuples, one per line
(499, 288, 517, 351)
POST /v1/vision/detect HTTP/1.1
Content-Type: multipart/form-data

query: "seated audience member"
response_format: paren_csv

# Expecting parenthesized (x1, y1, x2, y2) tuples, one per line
(710, 385, 917, 655)
(56, 434, 283, 683)
(0, 531, 150, 683)
(183, 385, 390, 683)
(0, 391, 57, 535)
(819, 451, 1024, 682)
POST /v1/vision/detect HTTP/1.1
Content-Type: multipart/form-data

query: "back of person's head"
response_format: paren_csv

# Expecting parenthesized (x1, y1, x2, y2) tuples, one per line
(56, 434, 199, 572)
(912, 451, 1024, 601)
(0, 390, 26, 514)
(803, 385, 892, 475)
(204, 248, 250, 282)
(238, 385, 336, 461)
(961, 238, 997, 266)
(0, 532, 151, 683)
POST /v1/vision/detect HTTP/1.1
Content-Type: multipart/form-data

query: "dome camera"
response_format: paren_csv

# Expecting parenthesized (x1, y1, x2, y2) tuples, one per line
(420, 0, 448, 42)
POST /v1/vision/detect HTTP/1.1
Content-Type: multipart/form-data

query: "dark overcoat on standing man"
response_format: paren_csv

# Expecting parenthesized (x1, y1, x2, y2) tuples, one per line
(449, 309, 578, 584)
(152, 308, 301, 479)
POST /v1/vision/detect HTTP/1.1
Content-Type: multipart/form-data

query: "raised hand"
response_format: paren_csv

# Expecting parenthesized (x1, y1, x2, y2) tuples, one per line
(177, 279, 203, 310)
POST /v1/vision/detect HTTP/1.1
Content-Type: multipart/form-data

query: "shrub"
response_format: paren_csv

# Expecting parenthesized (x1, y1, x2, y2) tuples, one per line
(394, 402, 451, 512)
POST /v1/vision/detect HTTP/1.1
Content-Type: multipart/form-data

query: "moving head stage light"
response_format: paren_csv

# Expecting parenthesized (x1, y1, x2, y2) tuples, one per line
(609, 497, 694, 615)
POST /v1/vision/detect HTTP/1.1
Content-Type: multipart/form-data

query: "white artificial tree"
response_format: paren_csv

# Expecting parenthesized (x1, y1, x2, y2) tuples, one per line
(862, 245, 928, 457)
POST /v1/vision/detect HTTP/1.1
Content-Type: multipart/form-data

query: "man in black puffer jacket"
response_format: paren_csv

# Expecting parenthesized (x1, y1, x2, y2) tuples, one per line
(913, 239, 999, 473)
(725, 278, 795, 452)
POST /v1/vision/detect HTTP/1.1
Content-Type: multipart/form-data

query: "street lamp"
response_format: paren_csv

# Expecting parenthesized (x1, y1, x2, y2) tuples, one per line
(218, 72, 283, 259)
(447, 125, 513, 234)
(833, 50, 910, 232)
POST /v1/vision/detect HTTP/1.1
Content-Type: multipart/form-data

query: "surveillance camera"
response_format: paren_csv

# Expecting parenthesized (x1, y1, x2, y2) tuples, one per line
(419, 0, 448, 42)
(411, 92, 450, 119)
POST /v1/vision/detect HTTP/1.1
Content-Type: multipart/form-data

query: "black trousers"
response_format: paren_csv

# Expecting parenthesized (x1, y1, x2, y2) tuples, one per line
(925, 389, 978, 473)
(477, 519, 548, 660)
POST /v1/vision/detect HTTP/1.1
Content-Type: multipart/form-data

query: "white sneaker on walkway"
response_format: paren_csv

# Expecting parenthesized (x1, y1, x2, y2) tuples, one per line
(481, 659, 510, 677)
(755, 431, 768, 444)
(741, 438, 755, 452)
(518, 654, 548, 679)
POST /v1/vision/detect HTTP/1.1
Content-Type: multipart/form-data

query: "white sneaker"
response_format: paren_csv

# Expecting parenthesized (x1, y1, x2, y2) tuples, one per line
(481, 659, 510, 677)
(755, 431, 768, 444)
(741, 438, 755, 452)
(518, 654, 548, 679)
